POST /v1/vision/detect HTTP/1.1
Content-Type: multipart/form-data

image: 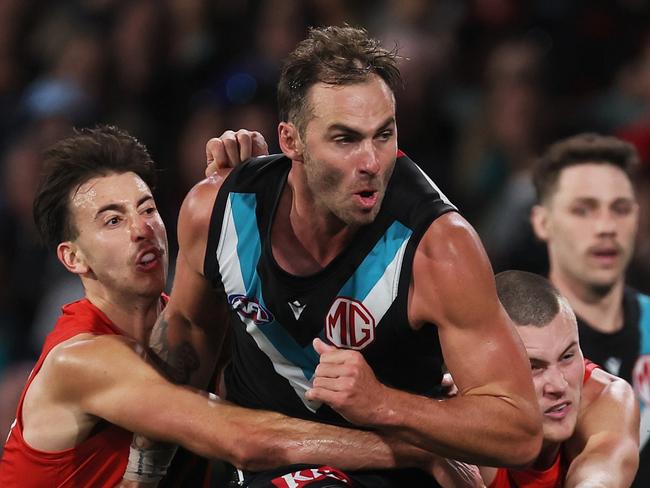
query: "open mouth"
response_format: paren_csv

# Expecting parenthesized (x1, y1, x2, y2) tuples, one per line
(544, 402, 570, 419)
(354, 190, 378, 209)
(136, 248, 163, 271)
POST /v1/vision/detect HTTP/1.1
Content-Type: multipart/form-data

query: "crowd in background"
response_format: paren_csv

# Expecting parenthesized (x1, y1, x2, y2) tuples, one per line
(2, 0, 650, 438)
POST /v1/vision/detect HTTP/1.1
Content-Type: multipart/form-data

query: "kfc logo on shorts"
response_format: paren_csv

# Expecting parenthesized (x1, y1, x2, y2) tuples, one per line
(325, 297, 375, 350)
(271, 465, 351, 488)
(633, 355, 650, 406)
(228, 294, 274, 325)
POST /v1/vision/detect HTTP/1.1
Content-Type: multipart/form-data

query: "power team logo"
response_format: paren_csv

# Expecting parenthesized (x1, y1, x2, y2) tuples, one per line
(228, 293, 274, 325)
(633, 355, 650, 406)
(325, 297, 375, 350)
(271, 466, 352, 488)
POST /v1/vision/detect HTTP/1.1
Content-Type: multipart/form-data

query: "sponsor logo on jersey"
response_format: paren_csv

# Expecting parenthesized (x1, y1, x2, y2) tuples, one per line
(325, 297, 375, 349)
(271, 466, 351, 488)
(633, 354, 650, 406)
(228, 293, 274, 325)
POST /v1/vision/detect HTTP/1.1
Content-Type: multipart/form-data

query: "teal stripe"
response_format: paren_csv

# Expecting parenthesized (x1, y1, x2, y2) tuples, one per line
(230, 193, 262, 294)
(338, 221, 412, 300)
(229, 192, 318, 380)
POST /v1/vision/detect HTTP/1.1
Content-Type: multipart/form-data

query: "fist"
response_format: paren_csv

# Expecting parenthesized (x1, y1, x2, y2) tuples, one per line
(205, 129, 269, 176)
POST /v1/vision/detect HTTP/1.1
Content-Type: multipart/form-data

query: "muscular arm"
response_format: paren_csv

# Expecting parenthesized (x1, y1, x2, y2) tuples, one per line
(43, 334, 439, 472)
(308, 213, 542, 467)
(147, 174, 230, 389)
(564, 368, 639, 488)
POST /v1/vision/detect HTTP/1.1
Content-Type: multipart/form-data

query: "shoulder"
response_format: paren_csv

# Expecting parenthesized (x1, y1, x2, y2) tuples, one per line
(413, 212, 493, 291)
(47, 334, 142, 378)
(581, 366, 636, 412)
(28, 333, 141, 406)
(410, 213, 498, 327)
(179, 171, 232, 237)
(416, 212, 484, 260)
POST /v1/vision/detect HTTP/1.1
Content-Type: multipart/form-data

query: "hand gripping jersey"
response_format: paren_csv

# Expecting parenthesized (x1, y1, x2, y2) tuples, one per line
(0, 299, 132, 487)
(488, 360, 600, 488)
(204, 153, 455, 486)
(576, 288, 650, 488)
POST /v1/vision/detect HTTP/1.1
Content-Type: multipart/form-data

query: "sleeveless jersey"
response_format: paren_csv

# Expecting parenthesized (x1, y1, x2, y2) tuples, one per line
(576, 288, 650, 488)
(204, 152, 455, 424)
(488, 359, 599, 488)
(0, 299, 132, 487)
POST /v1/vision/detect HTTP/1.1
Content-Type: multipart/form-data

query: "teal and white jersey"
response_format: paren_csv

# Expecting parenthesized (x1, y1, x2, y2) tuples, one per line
(204, 152, 455, 425)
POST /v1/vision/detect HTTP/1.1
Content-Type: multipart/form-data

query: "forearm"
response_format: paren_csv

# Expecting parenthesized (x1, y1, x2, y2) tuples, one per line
(147, 308, 223, 389)
(176, 403, 429, 471)
(564, 437, 638, 488)
(366, 386, 541, 467)
(251, 418, 432, 472)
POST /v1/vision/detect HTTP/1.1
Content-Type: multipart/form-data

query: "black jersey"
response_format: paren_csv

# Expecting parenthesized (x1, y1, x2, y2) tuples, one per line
(204, 152, 455, 424)
(576, 287, 650, 488)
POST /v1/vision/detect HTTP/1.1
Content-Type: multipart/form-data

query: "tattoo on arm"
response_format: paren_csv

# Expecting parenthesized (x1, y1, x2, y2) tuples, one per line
(147, 314, 200, 385)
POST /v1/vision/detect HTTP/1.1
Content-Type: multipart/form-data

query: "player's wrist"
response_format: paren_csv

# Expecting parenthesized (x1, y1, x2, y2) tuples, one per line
(122, 444, 178, 484)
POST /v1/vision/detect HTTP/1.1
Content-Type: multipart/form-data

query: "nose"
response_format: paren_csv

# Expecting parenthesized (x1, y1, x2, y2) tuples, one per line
(595, 210, 617, 236)
(357, 139, 380, 176)
(542, 366, 568, 397)
(130, 213, 155, 241)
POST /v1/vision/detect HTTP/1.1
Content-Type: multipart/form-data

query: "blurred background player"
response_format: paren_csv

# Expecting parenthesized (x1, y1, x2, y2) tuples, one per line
(531, 133, 649, 486)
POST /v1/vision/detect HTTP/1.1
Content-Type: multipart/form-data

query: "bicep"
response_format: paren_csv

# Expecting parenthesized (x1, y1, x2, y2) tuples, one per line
(410, 213, 531, 397)
(69, 338, 219, 444)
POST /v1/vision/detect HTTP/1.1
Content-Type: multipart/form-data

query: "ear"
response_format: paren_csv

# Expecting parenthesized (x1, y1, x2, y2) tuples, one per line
(57, 241, 90, 275)
(278, 122, 304, 162)
(530, 204, 550, 242)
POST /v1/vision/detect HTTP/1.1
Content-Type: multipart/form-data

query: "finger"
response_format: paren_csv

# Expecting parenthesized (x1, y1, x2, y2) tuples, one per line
(312, 375, 353, 392)
(205, 161, 219, 177)
(251, 131, 269, 156)
(314, 362, 349, 379)
(313, 337, 338, 356)
(305, 386, 340, 405)
(206, 137, 227, 165)
(236, 130, 252, 161)
(221, 131, 240, 166)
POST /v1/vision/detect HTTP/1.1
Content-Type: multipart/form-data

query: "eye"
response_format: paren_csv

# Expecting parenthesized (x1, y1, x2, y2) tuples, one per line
(569, 206, 589, 217)
(612, 200, 633, 216)
(105, 216, 121, 226)
(561, 352, 575, 362)
(333, 135, 353, 144)
(377, 129, 394, 141)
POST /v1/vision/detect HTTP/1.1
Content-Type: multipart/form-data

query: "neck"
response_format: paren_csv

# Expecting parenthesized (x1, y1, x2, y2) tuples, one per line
(550, 269, 625, 333)
(278, 165, 358, 272)
(83, 282, 161, 344)
(533, 442, 561, 471)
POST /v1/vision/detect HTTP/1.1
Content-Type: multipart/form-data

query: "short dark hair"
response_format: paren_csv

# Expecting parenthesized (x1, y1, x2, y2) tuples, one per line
(33, 125, 156, 250)
(277, 25, 402, 133)
(533, 132, 639, 204)
(495, 270, 563, 327)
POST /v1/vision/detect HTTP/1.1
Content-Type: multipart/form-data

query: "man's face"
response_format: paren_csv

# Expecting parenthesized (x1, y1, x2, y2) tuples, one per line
(517, 302, 584, 445)
(66, 171, 168, 300)
(298, 74, 398, 227)
(533, 163, 638, 292)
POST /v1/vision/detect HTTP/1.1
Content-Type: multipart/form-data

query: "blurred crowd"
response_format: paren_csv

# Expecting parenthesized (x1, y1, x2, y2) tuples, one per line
(2, 0, 650, 439)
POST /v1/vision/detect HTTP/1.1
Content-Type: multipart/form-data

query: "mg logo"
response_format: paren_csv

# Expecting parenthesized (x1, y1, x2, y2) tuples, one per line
(325, 297, 375, 350)
(228, 294, 274, 325)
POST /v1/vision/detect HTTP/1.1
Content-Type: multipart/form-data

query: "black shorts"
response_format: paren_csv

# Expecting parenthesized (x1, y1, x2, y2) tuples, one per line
(231, 464, 441, 488)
